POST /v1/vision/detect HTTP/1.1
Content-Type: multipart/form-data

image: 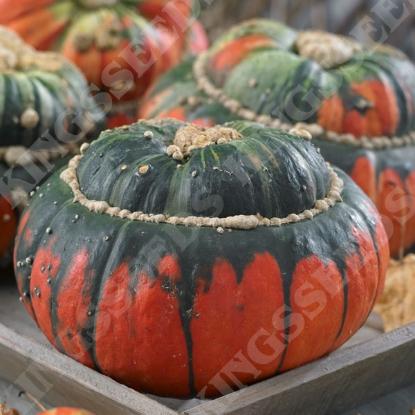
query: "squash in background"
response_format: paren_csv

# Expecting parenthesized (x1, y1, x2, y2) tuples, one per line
(139, 19, 415, 258)
(37, 409, 95, 415)
(0, 25, 103, 264)
(0, 402, 95, 415)
(140, 57, 239, 126)
(0, 0, 208, 127)
(0, 26, 102, 151)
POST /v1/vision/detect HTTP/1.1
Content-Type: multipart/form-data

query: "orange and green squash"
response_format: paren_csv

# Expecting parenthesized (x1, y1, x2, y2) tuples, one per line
(0, 402, 95, 415)
(0, 26, 102, 151)
(0, 0, 208, 128)
(15, 119, 389, 398)
(0, 26, 103, 263)
(38, 409, 95, 415)
(139, 19, 415, 258)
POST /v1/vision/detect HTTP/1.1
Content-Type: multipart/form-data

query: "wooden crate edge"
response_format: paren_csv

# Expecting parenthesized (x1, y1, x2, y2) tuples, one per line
(0, 323, 177, 415)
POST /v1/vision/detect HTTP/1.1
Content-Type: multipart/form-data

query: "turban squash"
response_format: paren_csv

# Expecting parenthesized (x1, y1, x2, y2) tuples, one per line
(0, 26, 101, 152)
(139, 19, 415, 258)
(0, 26, 101, 263)
(0, 0, 208, 128)
(14, 119, 389, 398)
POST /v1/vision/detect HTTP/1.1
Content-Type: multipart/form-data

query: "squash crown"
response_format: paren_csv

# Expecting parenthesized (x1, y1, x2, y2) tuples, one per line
(68, 119, 338, 222)
(0, 26, 65, 73)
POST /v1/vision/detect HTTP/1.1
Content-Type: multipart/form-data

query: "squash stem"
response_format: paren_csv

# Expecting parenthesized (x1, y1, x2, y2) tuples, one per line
(18, 392, 46, 411)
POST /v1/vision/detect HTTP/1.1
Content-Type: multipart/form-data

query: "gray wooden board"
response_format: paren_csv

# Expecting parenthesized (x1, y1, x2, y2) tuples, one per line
(341, 383, 415, 415)
(0, 324, 177, 415)
(0, 273, 414, 415)
(0, 275, 49, 345)
(0, 378, 53, 414)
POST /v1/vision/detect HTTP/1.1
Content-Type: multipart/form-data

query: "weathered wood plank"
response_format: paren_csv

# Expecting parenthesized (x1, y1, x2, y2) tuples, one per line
(184, 323, 415, 415)
(0, 324, 177, 415)
(0, 377, 53, 414)
(0, 279, 48, 345)
(341, 383, 415, 415)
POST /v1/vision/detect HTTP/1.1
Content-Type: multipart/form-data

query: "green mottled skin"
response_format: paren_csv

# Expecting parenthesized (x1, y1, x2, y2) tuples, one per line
(0, 59, 102, 149)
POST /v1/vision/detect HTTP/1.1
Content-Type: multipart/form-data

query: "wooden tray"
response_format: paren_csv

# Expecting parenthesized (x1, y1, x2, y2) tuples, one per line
(1, 270, 415, 415)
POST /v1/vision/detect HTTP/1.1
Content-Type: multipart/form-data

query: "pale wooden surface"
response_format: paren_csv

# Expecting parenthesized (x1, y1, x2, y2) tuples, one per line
(0, 273, 48, 345)
(341, 383, 415, 415)
(0, 378, 52, 414)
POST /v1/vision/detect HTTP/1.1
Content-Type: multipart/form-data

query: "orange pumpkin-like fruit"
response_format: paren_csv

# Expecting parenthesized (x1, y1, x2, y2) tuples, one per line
(15, 119, 389, 398)
(38, 409, 95, 415)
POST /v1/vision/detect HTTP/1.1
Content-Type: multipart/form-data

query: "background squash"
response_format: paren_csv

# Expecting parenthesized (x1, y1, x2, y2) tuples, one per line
(0, 26, 102, 153)
(0, 402, 95, 415)
(139, 19, 415, 258)
(14, 119, 389, 398)
(0, 26, 103, 264)
(37, 409, 95, 415)
(140, 57, 239, 126)
(0, 0, 208, 128)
